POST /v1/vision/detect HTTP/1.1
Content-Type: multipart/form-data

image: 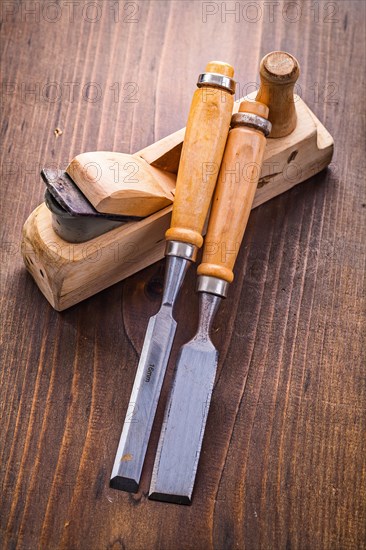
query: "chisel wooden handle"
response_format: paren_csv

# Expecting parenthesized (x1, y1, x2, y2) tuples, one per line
(197, 100, 270, 288)
(165, 61, 235, 250)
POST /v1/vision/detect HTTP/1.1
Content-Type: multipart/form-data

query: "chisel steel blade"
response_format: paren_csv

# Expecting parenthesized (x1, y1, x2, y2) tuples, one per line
(110, 255, 191, 493)
(149, 338, 218, 505)
(110, 307, 176, 492)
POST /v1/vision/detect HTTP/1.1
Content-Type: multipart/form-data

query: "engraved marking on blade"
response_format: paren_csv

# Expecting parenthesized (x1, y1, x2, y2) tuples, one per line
(145, 364, 155, 383)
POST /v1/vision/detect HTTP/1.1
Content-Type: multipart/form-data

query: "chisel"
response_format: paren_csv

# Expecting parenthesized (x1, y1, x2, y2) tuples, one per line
(110, 61, 236, 492)
(149, 99, 271, 504)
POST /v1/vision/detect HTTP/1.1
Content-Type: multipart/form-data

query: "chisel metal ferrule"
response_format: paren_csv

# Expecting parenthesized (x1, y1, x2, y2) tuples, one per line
(197, 72, 236, 94)
(231, 112, 272, 136)
(165, 240, 198, 262)
(196, 275, 229, 298)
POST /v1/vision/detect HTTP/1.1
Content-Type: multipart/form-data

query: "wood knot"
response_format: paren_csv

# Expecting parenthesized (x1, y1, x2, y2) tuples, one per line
(145, 277, 164, 298)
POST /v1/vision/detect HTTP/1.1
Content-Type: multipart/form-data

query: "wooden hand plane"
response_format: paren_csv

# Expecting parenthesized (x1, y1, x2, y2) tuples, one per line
(22, 52, 334, 311)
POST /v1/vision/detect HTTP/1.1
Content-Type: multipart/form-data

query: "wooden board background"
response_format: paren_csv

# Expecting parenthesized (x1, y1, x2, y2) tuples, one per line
(1, 1, 365, 548)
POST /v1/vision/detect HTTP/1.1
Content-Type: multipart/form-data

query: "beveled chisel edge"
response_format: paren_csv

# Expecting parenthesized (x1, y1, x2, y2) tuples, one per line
(148, 491, 192, 506)
(110, 476, 139, 493)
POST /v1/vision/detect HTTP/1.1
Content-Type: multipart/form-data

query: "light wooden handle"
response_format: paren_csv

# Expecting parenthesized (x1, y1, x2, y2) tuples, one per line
(165, 61, 235, 249)
(256, 51, 300, 138)
(198, 101, 268, 283)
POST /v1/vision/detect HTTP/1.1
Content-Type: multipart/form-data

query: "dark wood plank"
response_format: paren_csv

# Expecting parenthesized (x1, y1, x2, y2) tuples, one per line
(1, 1, 365, 549)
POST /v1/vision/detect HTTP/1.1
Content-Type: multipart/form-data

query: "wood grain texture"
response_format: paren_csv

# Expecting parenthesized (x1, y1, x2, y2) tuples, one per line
(1, 1, 365, 549)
